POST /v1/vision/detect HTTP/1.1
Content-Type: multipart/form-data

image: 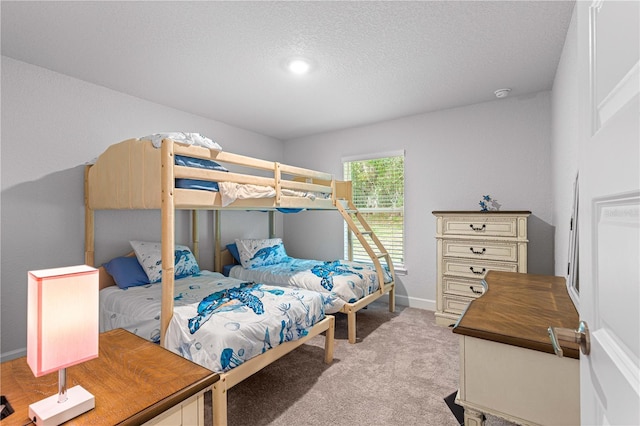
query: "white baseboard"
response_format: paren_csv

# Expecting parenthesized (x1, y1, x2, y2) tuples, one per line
(1, 347, 26, 363)
(376, 293, 436, 311)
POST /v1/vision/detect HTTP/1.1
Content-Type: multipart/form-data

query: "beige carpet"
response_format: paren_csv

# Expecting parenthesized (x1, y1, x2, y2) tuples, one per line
(226, 302, 514, 426)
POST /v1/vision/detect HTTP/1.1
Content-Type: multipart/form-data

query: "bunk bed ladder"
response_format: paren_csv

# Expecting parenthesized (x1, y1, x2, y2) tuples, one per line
(335, 200, 396, 312)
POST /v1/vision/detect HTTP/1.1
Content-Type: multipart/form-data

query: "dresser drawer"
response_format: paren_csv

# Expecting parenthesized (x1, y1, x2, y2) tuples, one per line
(442, 258, 519, 279)
(442, 239, 518, 262)
(441, 216, 518, 237)
(442, 294, 474, 316)
(443, 276, 486, 298)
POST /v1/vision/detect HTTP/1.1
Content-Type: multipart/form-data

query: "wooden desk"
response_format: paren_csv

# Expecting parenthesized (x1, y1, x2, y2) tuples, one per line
(1, 329, 219, 426)
(453, 271, 580, 426)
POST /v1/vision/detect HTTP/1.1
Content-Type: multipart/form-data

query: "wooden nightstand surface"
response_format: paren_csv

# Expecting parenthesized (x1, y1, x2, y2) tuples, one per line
(1, 328, 219, 425)
(453, 270, 580, 358)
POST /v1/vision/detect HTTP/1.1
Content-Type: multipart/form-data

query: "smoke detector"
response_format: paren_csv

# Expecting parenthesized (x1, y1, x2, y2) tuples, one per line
(494, 88, 511, 99)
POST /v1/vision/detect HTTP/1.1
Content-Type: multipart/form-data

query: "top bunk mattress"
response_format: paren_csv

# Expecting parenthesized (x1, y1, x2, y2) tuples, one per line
(100, 270, 327, 373)
(86, 138, 347, 210)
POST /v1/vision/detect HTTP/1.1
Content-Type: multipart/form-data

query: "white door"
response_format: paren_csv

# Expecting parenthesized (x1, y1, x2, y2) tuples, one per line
(578, 0, 640, 425)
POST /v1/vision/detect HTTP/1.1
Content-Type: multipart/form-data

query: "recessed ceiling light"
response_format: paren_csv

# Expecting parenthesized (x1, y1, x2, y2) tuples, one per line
(287, 58, 312, 75)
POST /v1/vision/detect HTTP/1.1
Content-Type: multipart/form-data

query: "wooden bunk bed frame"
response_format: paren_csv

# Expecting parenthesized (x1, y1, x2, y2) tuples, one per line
(84, 137, 395, 347)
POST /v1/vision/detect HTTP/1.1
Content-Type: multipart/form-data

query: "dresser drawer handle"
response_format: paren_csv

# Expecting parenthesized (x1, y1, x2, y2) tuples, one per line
(469, 247, 486, 255)
(469, 224, 486, 231)
(469, 286, 483, 295)
(469, 267, 486, 275)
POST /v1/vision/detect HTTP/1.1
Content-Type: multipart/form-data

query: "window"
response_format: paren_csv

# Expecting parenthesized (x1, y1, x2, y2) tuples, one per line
(343, 151, 405, 270)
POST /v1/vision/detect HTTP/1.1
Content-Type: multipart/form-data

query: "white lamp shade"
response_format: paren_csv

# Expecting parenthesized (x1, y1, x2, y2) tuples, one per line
(27, 265, 99, 377)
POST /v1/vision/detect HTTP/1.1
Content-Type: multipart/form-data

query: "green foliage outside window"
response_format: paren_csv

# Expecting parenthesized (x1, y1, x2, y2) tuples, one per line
(344, 155, 404, 267)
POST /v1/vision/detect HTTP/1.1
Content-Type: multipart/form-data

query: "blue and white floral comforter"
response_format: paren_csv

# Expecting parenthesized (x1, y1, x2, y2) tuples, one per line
(100, 271, 325, 372)
(229, 258, 392, 314)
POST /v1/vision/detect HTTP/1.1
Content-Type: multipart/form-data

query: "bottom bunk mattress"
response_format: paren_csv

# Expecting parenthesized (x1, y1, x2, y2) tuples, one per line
(228, 258, 393, 314)
(100, 271, 326, 372)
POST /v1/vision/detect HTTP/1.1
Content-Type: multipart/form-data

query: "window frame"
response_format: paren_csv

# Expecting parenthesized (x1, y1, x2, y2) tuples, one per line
(342, 150, 405, 272)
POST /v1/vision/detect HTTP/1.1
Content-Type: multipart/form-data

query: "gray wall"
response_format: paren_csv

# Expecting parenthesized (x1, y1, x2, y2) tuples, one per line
(282, 92, 556, 310)
(1, 57, 283, 360)
(551, 5, 580, 278)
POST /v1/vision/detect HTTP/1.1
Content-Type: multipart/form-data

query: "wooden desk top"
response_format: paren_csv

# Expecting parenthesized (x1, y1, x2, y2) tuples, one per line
(453, 271, 581, 359)
(1, 329, 219, 425)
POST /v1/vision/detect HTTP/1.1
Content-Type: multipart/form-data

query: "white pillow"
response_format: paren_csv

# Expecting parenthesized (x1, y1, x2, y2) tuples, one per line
(235, 238, 289, 269)
(130, 241, 200, 283)
(139, 132, 222, 150)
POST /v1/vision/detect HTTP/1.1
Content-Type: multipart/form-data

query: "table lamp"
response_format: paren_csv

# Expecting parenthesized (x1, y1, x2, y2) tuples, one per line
(27, 265, 99, 426)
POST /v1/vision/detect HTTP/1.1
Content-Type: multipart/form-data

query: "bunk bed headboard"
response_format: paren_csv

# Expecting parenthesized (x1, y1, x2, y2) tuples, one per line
(215, 249, 236, 274)
(98, 265, 116, 290)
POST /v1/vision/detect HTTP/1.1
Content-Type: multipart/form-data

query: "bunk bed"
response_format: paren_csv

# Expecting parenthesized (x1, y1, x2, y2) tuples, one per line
(85, 135, 394, 345)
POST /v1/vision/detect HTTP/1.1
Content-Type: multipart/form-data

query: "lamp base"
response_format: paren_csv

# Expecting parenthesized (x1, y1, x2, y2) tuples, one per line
(28, 385, 95, 426)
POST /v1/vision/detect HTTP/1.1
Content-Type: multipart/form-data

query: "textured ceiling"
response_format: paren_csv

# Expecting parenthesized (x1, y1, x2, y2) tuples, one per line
(1, 1, 575, 140)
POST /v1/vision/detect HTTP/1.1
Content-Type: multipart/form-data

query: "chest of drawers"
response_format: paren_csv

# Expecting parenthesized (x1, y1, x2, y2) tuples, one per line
(432, 211, 530, 326)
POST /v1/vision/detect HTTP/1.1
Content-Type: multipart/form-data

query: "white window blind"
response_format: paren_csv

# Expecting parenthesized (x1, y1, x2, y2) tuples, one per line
(343, 153, 404, 268)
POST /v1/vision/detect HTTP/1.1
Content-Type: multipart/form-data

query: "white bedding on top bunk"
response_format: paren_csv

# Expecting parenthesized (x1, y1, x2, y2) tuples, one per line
(140, 132, 222, 150)
(228, 258, 392, 313)
(217, 181, 330, 207)
(100, 271, 326, 372)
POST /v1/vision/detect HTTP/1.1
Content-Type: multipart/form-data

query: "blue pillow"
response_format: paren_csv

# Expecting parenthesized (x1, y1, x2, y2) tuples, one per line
(175, 155, 228, 172)
(103, 256, 150, 290)
(175, 178, 220, 192)
(226, 243, 241, 264)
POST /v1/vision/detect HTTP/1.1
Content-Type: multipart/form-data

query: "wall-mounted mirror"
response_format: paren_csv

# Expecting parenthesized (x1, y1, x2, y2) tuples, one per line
(567, 173, 579, 309)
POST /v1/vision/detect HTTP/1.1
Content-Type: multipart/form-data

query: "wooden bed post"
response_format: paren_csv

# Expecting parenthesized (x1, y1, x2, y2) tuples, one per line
(213, 210, 221, 273)
(160, 139, 176, 347)
(268, 211, 275, 239)
(84, 165, 95, 267)
(213, 379, 228, 426)
(274, 162, 282, 206)
(192, 210, 199, 263)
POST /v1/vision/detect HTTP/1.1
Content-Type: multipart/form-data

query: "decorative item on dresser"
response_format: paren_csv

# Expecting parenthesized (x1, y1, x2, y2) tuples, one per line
(432, 211, 530, 327)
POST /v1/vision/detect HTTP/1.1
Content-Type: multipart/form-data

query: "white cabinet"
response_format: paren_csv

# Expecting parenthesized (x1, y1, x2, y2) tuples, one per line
(143, 390, 210, 426)
(457, 335, 579, 426)
(433, 211, 530, 326)
(453, 271, 580, 425)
